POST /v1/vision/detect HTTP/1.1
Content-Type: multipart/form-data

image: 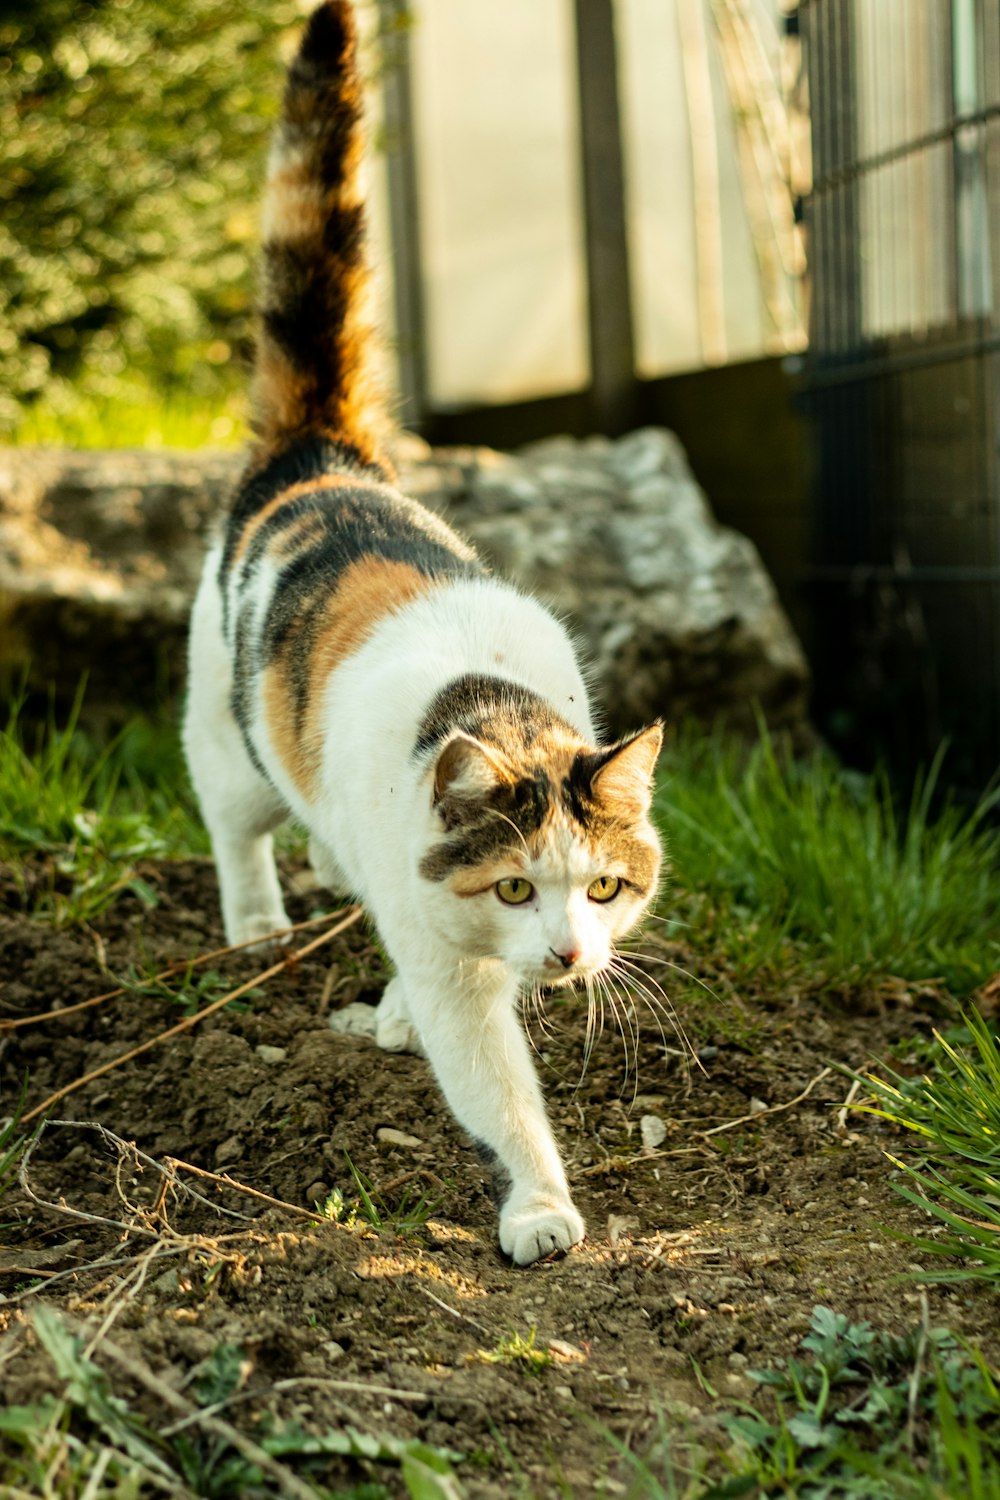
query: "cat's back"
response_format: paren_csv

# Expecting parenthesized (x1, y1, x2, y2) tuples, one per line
(219, 434, 485, 798)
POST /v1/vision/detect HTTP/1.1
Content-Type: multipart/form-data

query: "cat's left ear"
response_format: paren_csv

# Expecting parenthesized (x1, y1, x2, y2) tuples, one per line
(432, 732, 514, 827)
(587, 722, 663, 815)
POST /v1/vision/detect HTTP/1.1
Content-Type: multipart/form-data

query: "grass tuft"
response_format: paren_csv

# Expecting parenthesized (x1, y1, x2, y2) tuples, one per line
(475, 1327, 554, 1375)
(1, 1310, 464, 1499)
(861, 1009, 1000, 1284)
(655, 727, 1000, 993)
(0, 691, 207, 925)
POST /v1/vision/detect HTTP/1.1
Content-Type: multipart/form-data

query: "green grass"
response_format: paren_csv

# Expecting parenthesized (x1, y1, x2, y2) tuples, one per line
(316, 1155, 437, 1240)
(861, 1009, 1000, 1285)
(575, 1305, 1000, 1498)
(654, 728, 1000, 993)
(10, 382, 246, 449)
(0, 691, 207, 925)
(475, 1328, 554, 1375)
(4, 695, 999, 1000)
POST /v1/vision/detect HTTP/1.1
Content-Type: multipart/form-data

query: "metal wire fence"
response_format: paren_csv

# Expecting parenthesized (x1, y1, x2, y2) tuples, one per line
(799, 0, 1000, 785)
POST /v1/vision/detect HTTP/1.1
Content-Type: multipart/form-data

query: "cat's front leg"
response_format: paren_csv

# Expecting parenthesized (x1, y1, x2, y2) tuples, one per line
(403, 959, 584, 1266)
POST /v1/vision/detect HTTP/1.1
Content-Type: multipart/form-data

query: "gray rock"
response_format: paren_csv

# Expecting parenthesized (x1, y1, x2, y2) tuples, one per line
(0, 428, 809, 737)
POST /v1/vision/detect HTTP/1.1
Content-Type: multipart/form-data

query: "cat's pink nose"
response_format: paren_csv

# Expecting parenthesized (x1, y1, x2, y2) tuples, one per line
(548, 947, 580, 971)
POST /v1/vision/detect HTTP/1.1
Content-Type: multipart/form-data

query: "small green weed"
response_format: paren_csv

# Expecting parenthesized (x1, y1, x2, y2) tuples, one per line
(120, 962, 258, 1016)
(655, 728, 1000, 993)
(342, 1153, 437, 1238)
(476, 1327, 553, 1375)
(862, 1008, 1000, 1284)
(721, 1303, 1000, 1498)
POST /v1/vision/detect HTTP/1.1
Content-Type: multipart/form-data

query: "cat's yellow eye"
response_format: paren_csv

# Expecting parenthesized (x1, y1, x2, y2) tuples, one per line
(587, 875, 621, 903)
(496, 877, 534, 906)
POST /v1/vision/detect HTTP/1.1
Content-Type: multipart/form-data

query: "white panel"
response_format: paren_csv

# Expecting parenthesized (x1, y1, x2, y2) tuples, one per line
(410, 0, 588, 407)
(618, 0, 782, 377)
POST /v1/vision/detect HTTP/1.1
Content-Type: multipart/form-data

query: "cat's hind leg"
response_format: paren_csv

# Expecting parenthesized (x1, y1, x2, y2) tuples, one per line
(184, 561, 292, 947)
(328, 977, 425, 1056)
(307, 833, 354, 900)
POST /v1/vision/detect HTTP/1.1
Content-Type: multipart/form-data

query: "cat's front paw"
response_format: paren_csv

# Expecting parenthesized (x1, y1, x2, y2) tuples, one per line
(226, 910, 293, 951)
(499, 1197, 585, 1266)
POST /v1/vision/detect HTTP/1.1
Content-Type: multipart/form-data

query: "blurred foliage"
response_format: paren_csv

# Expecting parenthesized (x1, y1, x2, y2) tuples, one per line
(0, 0, 411, 439)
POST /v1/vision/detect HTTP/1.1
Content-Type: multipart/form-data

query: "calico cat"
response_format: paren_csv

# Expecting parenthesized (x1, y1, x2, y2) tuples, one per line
(184, 0, 663, 1265)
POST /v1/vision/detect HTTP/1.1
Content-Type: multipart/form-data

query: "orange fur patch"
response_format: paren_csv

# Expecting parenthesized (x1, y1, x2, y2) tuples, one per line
(263, 557, 437, 800)
(261, 657, 313, 800)
(232, 474, 354, 564)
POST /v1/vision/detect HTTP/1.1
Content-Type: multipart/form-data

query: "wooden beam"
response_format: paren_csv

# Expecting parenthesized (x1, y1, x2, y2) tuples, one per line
(573, 0, 637, 435)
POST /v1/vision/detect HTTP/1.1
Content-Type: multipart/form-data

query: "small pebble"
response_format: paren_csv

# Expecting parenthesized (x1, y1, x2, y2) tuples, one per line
(322, 1341, 345, 1360)
(640, 1115, 667, 1149)
(255, 1044, 287, 1063)
(749, 1097, 768, 1115)
(305, 1181, 329, 1205)
(376, 1127, 423, 1149)
(213, 1136, 243, 1167)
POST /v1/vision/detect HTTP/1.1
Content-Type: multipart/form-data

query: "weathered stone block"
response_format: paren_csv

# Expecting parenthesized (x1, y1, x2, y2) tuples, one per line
(0, 429, 809, 737)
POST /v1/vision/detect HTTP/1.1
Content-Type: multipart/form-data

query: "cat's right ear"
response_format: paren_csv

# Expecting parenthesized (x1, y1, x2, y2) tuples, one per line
(432, 733, 513, 826)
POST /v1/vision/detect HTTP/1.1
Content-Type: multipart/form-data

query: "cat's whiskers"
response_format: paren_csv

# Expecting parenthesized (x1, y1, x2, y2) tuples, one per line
(606, 957, 671, 1057)
(609, 950, 702, 1071)
(621, 943, 723, 1003)
(608, 973, 642, 1100)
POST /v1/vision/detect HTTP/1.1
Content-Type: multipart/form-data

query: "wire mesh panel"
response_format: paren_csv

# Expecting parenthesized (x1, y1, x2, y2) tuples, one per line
(800, 0, 1000, 786)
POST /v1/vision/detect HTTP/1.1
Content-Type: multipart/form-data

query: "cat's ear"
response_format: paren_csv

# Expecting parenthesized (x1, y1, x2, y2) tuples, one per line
(432, 733, 513, 824)
(586, 722, 663, 815)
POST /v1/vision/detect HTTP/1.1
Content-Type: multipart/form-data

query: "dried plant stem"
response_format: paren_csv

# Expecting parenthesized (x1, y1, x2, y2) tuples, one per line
(414, 1283, 493, 1338)
(700, 1067, 832, 1137)
(1, 906, 356, 1033)
(21, 908, 361, 1125)
(157, 1156, 333, 1226)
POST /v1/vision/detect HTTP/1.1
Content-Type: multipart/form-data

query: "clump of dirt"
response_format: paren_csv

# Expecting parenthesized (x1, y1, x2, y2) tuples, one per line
(0, 857, 994, 1495)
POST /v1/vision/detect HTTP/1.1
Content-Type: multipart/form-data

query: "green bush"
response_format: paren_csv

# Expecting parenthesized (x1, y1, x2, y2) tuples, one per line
(0, 0, 303, 435)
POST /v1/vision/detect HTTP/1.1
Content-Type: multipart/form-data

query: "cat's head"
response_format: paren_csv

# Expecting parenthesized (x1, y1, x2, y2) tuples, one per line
(419, 723, 663, 984)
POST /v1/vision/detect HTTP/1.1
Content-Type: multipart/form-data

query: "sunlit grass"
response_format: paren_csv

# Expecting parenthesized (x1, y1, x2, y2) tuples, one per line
(862, 1009, 1000, 1285)
(0, 690, 207, 924)
(10, 383, 247, 449)
(654, 728, 1000, 993)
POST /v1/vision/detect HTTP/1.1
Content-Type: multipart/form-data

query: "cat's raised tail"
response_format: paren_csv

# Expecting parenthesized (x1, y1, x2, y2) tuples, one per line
(252, 0, 384, 462)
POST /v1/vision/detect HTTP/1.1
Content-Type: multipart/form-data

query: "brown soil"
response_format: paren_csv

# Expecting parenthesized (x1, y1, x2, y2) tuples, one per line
(0, 856, 993, 1496)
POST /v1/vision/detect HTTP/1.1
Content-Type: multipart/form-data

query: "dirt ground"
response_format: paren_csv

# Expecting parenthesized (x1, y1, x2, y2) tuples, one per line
(1, 855, 995, 1495)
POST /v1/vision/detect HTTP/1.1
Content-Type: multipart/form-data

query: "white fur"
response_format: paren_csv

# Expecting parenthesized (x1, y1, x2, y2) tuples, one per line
(185, 563, 658, 1264)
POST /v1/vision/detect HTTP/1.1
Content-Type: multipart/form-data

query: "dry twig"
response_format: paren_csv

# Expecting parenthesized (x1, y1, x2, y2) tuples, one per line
(21, 908, 361, 1124)
(1, 906, 357, 1033)
(700, 1067, 833, 1138)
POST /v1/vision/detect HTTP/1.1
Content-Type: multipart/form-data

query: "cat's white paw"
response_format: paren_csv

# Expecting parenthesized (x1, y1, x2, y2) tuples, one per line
(499, 1197, 585, 1266)
(375, 1013, 425, 1055)
(328, 1002, 378, 1039)
(227, 911, 293, 950)
(373, 977, 425, 1055)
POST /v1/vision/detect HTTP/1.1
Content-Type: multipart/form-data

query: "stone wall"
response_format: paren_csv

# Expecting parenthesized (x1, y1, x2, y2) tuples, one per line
(0, 428, 809, 737)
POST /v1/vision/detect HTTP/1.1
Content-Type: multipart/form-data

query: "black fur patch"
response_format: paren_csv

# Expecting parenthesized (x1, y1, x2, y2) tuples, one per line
(473, 1139, 512, 1208)
(220, 436, 389, 595)
(419, 774, 553, 882)
(413, 674, 571, 758)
